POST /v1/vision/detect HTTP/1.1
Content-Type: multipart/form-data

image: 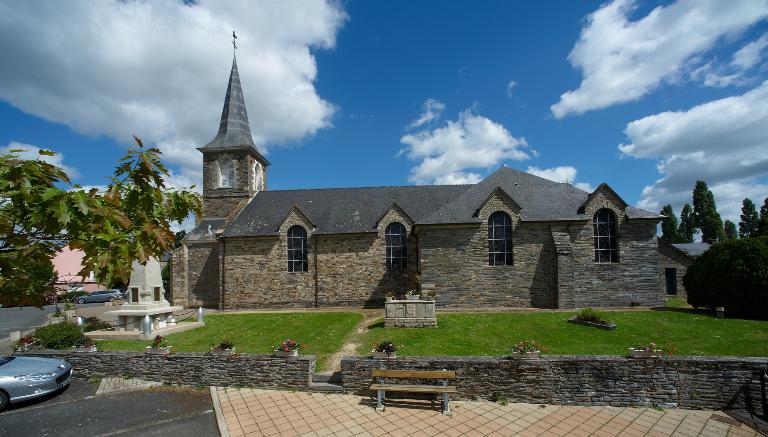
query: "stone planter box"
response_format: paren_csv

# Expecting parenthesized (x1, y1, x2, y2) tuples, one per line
(49, 316, 64, 324)
(372, 351, 397, 359)
(508, 351, 540, 358)
(384, 299, 437, 327)
(273, 349, 299, 358)
(628, 348, 662, 358)
(210, 347, 236, 356)
(404, 294, 420, 300)
(145, 346, 172, 355)
(567, 316, 617, 331)
(74, 345, 98, 352)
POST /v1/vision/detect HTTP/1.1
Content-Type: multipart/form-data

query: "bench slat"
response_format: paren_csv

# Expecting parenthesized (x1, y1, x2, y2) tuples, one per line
(371, 370, 456, 379)
(369, 384, 457, 393)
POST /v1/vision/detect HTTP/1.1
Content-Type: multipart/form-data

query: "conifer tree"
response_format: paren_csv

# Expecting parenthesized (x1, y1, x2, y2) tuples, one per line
(692, 181, 725, 243)
(739, 198, 759, 238)
(678, 203, 695, 243)
(758, 197, 768, 237)
(723, 220, 737, 240)
(660, 204, 680, 242)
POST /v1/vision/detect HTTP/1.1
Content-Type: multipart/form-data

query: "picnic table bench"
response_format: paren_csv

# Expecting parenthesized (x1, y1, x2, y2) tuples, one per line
(370, 369, 457, 415)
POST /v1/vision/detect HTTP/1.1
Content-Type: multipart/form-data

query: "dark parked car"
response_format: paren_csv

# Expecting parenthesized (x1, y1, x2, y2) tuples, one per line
(73, 290, 127, 304)
(0, 355, 73, 411)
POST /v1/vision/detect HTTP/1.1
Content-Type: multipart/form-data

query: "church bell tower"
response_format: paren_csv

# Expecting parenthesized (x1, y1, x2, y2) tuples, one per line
(197, 52, 269, 219)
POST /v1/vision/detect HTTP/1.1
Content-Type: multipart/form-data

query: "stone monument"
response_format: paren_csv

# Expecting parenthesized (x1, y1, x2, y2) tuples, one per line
(107, 257, 182, 336)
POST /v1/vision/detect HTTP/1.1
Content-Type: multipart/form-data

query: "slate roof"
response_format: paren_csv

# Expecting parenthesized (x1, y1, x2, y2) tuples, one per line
(199, 56, 269, 166)
(219, 166, 662, 238)
(221, 185, 471, 237)
(186, 218, 228, 242)
(672, 242, 711, 257)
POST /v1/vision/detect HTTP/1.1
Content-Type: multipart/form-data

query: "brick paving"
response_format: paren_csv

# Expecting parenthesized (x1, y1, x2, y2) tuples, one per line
(213, 387, 761, 437)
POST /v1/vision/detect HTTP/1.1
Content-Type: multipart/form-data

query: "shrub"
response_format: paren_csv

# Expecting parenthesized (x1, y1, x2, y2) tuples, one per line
(574, 307, 613, 325)
(684, 236, 768, 319)
(81, 317, 112, 332)
(33, 322, 87, 349)
(374, 340, 397, 353)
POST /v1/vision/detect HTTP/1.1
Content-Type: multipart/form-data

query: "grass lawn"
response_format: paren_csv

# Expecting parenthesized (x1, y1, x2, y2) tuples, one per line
(358, 310, 768, 358)
(100, 312, 363, 371)
(665, 297, 692, 309)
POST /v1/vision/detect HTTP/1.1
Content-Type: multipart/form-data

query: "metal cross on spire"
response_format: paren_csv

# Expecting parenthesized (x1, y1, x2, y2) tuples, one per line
(232, 30, 238, 52)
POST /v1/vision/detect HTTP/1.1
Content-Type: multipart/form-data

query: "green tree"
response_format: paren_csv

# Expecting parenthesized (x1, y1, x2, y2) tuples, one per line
(173, 230, 187, 249)
(691, 181, 725, 244)
(0, 138, 201, 306)
(759, 197, 768, 237)
(723, 220, 737, 240)
(739, 198, 759, 238)
(660, 204, 680, 242)
(677, 203, 695, 243)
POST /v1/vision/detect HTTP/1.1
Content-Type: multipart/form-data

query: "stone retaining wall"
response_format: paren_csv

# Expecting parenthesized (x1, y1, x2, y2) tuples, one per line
(341, 355, 768, 410)
(17, 350, 315, 390)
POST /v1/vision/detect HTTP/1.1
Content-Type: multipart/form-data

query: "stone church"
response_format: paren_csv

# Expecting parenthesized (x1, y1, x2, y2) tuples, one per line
(171, 56, 665, 310)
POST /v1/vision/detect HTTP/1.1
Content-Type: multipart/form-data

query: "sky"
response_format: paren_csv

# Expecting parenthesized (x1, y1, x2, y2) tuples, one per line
(1, 0, 767, 230)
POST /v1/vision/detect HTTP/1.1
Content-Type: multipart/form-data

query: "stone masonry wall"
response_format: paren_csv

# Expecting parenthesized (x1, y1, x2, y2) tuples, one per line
(18, 350, 315, 390)
(222, 207, 417, 309)
(658, 244, 692, 298)
(341, 355, 768, 410)
(186, 242, 220, 308)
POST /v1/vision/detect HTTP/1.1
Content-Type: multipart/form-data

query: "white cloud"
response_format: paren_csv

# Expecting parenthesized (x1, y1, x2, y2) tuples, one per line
(408, 99, 446, 129)
(0, 142, 80, 179)
(621, 80, 768, 222)
(732, 33, 768, 69)
(551, 0, 768, 118)
(400, 109, 533, 185)
(506, 80, 518, 98)
(526, 166, 594, 192)
(0, 0, 346, 186)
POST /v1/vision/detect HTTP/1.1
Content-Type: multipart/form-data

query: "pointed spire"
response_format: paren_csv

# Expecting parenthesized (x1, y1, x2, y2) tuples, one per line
(200, 54, 269, 166)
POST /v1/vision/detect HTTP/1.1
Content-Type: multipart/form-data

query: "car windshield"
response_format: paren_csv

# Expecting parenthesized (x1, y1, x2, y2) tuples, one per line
(0, 356, 15, 366)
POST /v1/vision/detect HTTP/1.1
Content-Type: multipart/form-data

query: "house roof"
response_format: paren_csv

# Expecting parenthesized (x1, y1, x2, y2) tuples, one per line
(186, 218, 228, 242)
(672, 242, 711, 257)
(198, 56, 269, 166)
(218, 166, 661, 238)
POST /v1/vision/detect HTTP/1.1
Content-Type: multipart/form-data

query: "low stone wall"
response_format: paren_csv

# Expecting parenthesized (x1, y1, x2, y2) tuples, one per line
(17, 350, 315, 390)
(341, 355, 768, 410)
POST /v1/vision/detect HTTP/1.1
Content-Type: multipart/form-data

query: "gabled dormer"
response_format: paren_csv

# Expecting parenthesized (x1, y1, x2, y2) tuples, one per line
(199, 55, 270, 219)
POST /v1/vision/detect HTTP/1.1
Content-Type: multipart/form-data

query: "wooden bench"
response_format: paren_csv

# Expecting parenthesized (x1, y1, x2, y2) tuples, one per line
(369, 369, 457, 415)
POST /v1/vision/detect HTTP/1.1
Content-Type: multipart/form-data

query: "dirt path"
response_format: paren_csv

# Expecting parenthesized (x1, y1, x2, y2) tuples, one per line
(321, 309, 381, 374)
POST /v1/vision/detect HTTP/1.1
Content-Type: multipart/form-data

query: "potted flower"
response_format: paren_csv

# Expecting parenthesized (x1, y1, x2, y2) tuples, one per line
(422, 289, 436, 301)
(14, 335, 37, 352)
(145, 335, 172, 355)
(372, 340, 398, 359)
(404, 290, 420, 300)
(210, 340, 236, 356)
(386, 291, 396, 302)
(509, 340, 544, 358)
(628, 342, 662, 358)
(273, 338, 300, 357)
(74, 337, 98, 352)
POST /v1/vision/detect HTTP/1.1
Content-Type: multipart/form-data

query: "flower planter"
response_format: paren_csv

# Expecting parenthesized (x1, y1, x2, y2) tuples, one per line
(74, 345, 98, 352)
(145, 346, 172, 355)
(273, 349, 298, 358)
(404, 295, 420, 301)
(568, 316, 617, 331)
(210, 347, 236, 356)
(508, 351, 540, 358)
(628, 348, 662, 358)
(373, 351, 397, 359)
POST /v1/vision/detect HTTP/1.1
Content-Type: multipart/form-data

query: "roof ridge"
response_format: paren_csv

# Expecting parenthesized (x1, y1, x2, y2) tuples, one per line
(261, 184, 474, 194)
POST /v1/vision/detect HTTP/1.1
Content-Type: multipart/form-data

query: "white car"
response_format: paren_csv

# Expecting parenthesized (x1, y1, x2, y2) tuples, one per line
(0, 356, 73, 411)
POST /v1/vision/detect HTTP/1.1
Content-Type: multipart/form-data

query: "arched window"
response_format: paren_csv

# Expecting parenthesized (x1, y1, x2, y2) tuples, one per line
(252, 162, 263, 192)
(593, 209, 618, 263)
(488, 211, 513, 266)
(218, 159, 235, 188)
(385, 222, 408, 271)
(287, 225, 308, 272)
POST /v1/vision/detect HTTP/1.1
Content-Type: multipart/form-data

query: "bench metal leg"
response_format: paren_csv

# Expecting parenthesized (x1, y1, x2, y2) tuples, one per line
(376, 389, 385, 412)
(442, 393, 451, 416)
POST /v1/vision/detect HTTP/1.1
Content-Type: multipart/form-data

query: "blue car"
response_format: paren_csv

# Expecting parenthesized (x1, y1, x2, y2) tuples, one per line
(0, 356, 73, 411)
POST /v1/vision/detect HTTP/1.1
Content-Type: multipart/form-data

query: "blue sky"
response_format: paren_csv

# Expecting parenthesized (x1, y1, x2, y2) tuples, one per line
(1, 0, 767, 226)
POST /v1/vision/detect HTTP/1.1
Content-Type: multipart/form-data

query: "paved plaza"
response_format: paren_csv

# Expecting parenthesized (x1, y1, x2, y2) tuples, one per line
(213, 387, 762, 437)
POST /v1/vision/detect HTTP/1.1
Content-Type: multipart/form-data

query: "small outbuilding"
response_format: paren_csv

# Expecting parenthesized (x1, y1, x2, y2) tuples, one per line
(658, 240, 710, 298)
